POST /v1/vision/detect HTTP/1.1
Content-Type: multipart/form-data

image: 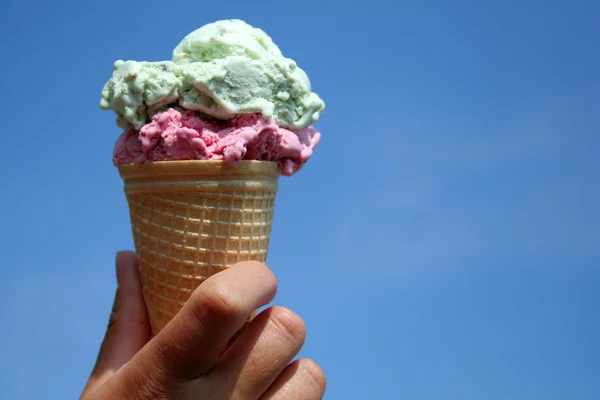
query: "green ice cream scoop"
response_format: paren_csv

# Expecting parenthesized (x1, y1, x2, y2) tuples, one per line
(101, 19, 324, 130)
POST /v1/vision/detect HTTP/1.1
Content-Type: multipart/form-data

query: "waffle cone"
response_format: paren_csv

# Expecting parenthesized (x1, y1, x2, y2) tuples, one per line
(118, 160, 280, 335)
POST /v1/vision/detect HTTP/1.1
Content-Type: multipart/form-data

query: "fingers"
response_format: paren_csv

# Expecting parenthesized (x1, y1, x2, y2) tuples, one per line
(81, 258, 324, 400)
(81, 251, 150, 396)
(259, 359, 327, 400)
(206, 306, 306, 399)
(136, 261, 277, 381)
(218, 310, 258, 360)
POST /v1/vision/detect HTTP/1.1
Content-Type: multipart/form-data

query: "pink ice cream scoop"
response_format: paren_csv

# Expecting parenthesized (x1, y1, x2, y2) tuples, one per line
(113, 109, 321, 176)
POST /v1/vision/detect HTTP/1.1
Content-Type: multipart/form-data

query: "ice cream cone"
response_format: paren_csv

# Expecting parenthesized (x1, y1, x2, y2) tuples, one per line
(118, 160, 279, 335)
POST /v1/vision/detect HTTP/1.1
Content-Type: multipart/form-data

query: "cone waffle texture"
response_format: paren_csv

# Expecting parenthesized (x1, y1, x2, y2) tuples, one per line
(119, 160, 280, 335)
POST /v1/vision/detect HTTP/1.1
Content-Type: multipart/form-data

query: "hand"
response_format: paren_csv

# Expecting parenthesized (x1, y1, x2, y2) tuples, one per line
(80, 251, 326, 399)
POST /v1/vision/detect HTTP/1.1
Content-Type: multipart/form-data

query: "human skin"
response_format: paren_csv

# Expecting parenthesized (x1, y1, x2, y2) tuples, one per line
(79, 252, 326, 400)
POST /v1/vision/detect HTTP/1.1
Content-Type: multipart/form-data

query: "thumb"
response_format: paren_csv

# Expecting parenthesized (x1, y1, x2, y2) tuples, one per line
(81, 251, 151, 396)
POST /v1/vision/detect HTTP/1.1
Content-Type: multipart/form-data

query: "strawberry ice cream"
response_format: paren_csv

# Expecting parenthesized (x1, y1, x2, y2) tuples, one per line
(113, 108, 321, 176)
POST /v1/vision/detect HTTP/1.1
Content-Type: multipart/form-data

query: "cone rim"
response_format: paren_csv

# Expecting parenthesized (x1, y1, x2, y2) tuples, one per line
(118, 160, 280, 179)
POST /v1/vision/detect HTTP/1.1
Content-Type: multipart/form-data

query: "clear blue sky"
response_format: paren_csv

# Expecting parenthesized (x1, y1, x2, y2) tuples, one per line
(1, 0, 599, 398)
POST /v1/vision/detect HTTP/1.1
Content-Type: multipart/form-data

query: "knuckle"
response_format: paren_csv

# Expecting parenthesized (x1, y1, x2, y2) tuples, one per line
(130, 348, 197, 399)
(269, 307, 306, 345)
(191, 278, 245, 322)
(121, 362, 173, 400)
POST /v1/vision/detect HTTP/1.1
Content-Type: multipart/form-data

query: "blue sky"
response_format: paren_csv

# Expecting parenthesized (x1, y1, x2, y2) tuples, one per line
(0, 0, 599, 398)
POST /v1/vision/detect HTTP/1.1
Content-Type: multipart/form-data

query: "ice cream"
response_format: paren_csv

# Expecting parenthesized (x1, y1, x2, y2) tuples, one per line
(113, 109, 320, 176)
(102, 20, 324, 335)
(101, 20, 324, 175)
